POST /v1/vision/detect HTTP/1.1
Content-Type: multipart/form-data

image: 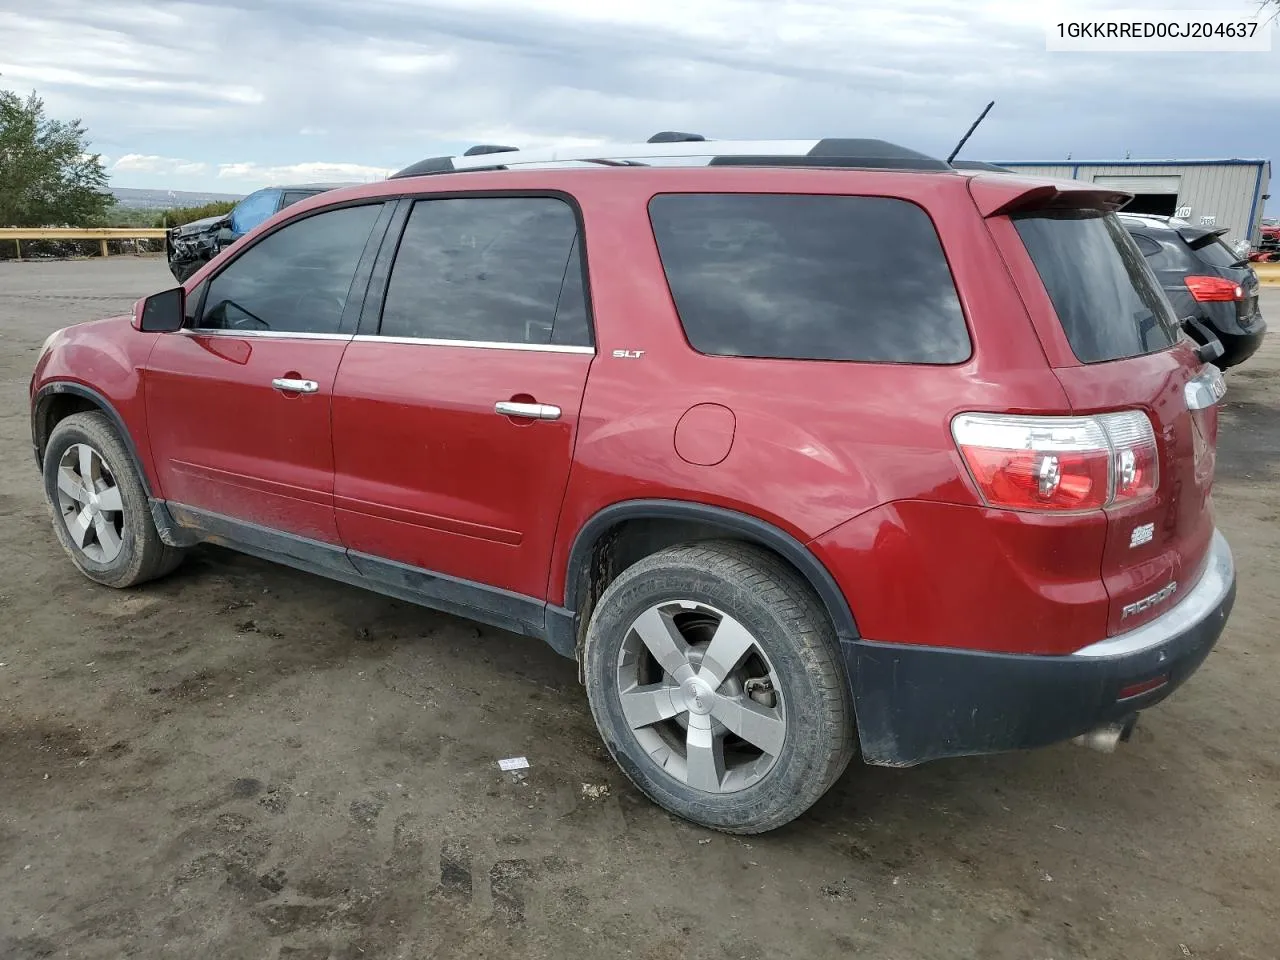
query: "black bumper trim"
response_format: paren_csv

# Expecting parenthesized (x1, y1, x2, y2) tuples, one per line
(848, 531, 1236, 767)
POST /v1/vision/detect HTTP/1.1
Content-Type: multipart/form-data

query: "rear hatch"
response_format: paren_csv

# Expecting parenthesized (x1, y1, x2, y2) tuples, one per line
(1176, 225, 1262, 329)
(1000, 202, 1220, 637)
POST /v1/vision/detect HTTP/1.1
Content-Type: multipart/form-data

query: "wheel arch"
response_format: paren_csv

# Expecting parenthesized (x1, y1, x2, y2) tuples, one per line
(32, 383, 153, 497)
(562, 500, 860, 656)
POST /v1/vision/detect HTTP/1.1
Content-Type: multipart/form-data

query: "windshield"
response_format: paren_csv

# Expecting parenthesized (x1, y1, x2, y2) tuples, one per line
(1013, 209, 1180, 364)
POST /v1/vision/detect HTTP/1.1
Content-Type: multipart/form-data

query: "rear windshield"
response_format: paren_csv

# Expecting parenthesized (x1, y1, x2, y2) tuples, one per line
(1191, 235, 1244, 270)
(1013, 210, 1180, 364)
(648, 193, 971, 364)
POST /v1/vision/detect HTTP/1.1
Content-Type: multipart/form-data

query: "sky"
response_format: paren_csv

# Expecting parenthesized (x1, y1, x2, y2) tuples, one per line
(0, 0, 1276, 211)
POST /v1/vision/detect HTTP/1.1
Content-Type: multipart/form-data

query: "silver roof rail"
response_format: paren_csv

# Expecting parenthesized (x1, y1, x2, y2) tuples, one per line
(389, 138, 951, 179)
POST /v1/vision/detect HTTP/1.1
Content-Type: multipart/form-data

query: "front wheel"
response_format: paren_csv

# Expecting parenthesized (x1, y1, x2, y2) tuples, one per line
(583, 541, 855, 834)
(42, 411, 185, 588)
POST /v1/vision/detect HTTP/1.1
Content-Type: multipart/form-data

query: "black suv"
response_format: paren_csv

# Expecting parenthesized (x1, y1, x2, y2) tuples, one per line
(165, 183, 348, 282)
(1121, 213, 1266, 369)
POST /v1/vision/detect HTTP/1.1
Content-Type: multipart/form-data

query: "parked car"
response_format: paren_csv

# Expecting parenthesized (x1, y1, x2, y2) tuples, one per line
(31, 138, 1236, 834)
(164, 183, 349, 282)
(1260, 218, 1279, 255)
(1121, 213, 1267, 369)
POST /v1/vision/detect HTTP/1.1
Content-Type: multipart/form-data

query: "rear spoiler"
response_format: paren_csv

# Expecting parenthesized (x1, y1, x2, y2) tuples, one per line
(1176, 225, 1230, 251)
(968, 174, 1132, 217)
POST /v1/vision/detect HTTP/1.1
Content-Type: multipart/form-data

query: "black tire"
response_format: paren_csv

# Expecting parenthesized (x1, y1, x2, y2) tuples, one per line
(583, 540, 855, 834)
(42, 411, 185, 588)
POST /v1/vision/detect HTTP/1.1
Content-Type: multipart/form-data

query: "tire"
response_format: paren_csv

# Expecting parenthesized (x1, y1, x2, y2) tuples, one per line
(583, 540, 855, 834)
(42, 411, 186, 588)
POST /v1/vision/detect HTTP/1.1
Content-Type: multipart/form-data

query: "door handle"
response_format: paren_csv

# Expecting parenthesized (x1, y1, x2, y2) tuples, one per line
(495, 401, 561, 421)
(272, 378, 319, 394)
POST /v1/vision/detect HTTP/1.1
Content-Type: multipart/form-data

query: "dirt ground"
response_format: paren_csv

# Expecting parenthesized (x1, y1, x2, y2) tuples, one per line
(1, 257, 1277, 960)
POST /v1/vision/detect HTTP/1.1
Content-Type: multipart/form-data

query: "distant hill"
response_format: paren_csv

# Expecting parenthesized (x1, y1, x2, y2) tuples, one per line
(110, 187, 245, 210)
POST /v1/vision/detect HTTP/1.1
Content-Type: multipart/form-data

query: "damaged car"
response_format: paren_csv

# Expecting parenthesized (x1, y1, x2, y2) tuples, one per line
(165, 183, 348, 281)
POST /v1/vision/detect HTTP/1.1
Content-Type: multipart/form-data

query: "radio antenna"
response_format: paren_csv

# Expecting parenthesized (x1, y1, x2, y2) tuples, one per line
(947, 100, 995, 165)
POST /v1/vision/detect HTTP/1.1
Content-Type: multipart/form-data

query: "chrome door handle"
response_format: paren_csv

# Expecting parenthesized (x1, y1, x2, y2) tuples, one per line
(272, 378, 319, 394)
(495, 401, 561, 421)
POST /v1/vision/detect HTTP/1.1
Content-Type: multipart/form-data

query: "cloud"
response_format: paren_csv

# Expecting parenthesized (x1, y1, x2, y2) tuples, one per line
(112, 154, 210, 176)
(215, 161, 394, 185)
(0, 0, 1275, 210)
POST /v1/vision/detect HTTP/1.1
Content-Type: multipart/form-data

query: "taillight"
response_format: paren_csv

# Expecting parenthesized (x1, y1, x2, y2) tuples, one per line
(1184, 276, 1243, 302)
(952, 411, 1158, 513)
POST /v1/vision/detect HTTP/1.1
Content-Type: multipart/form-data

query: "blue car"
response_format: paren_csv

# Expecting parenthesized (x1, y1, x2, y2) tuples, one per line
(165, 183, 349, 281)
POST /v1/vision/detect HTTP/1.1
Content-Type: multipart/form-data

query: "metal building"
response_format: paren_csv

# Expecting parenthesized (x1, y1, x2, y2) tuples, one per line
(994, 159, 1272, 245)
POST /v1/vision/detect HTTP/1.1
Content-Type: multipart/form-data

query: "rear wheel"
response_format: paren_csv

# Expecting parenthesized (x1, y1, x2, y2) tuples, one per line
(42, 412, 185, 588)
(583, 541, 855, 833)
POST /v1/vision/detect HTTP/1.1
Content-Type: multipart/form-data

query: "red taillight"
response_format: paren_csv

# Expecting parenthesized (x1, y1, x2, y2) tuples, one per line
(953, 412, 1158, 513)
(1184, 276, 1243, 302)
(959, 447, 1109, 510)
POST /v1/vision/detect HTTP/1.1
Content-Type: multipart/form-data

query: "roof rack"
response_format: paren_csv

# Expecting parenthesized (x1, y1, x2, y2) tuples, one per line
(647, 131, 706, 143)
(389, 137, 951, 179)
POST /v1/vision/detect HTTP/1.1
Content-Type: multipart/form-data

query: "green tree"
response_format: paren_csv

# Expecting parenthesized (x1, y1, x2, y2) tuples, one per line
(153, 200, 237, 229)
(0, 86, 113, 227)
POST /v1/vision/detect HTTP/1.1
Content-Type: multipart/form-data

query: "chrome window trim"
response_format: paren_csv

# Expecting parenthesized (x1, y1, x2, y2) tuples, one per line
(351, 334, 594, 354)
(179, 329, 353, 341)
(1071, 529, 1234, 659)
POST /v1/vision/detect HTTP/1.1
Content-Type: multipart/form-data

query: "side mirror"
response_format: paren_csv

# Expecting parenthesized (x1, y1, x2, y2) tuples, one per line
(216, 227, 234, 244)
(139, 286, 185, 333)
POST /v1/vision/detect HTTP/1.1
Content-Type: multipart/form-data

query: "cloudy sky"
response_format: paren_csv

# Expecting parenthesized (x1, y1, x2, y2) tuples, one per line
(0, 0, 1276, 209)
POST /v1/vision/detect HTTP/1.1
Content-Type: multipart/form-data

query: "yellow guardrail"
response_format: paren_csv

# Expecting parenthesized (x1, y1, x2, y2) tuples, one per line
(0, 227, 168, 260)
(1255, 262, 1280, 286)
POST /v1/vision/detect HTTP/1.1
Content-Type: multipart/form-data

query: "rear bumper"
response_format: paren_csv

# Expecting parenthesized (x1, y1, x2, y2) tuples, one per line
(1217, 322, 1266, 369)
(847, 529, 1235, 767)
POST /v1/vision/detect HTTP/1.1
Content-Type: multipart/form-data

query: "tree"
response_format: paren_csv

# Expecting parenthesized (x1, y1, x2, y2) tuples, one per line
(0, 86, 113, 227)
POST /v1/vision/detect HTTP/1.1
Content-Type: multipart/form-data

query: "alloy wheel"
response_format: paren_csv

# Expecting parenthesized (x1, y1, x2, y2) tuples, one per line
(616, 600, 787, 793)
(56, 443, 126, 564)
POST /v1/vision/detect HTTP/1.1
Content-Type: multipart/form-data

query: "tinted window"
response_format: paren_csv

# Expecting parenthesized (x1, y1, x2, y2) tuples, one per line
(1013, 210, 1179, 364)
(184, 279, 206, 326)
(380, 197, 591, 346)
(198, 204, 380, 335)
(281, 190, 318, 209)
(1131, 233, 1162, 258)
(1192, 235, 1244, 270)
(230, 188, 281, 236)
(647, 194, 970, 363)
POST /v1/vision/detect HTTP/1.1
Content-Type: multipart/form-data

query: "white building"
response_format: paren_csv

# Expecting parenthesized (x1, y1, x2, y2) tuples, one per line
(995, 159, 1271, 245)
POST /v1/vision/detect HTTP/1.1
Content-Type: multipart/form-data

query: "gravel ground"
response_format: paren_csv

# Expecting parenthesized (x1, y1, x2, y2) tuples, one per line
(1, 257, 1277, 960)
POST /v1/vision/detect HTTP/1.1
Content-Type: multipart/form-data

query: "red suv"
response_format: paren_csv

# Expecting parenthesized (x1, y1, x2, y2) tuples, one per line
(30, 137, 1237, 833)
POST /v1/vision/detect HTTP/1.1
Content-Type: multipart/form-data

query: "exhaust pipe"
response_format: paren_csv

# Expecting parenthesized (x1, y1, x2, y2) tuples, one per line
(1072, 715, 1138, 754)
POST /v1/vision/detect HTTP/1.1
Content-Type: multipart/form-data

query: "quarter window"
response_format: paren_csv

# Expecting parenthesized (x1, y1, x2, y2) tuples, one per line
(648, 193, 971, 364)
(380, 197, 591, 347)
(197, 204, 381, 335)
(1132, 234, 1162, 258)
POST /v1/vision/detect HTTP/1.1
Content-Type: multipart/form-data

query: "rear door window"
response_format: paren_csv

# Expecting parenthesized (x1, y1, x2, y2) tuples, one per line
(1013, 210, 1180, 363)
(379, 196, 591, 347)
(647, 194, 970, 364)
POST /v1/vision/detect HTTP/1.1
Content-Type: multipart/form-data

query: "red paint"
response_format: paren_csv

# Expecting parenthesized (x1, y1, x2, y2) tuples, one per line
(331, 341, 592, 598)
(144, 334, 348, 543)
(674, 404, 736, 466)
(992, 212, 1216, 637)
(31, 164, 1220, 658)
